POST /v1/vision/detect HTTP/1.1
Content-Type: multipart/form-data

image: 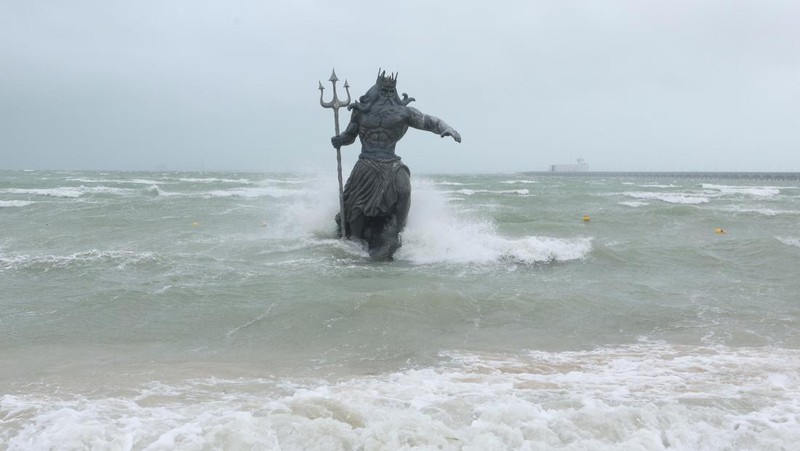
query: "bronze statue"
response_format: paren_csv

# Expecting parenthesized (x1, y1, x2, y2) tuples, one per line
(327, 69, 461, 260)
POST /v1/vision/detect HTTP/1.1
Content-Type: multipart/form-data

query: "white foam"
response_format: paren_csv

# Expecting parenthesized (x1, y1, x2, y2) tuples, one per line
(776, 236, 800, 248)
(435, 181, 469, 186)
(639, 184, 678, 188)
(0, 200, 34, 208)
(0, 186, 135, 198)
(68, 177, 167, 185)
(399, 180, 590, 264)
(1, 187, 84, 198)
(449, 188, 530, 196)
(2, 344, 798, 450)
(500, 179, 538, 184)
(618, 201, 649, 208)
(0, 250, 157, 271)
(203, 187, 301, 199)
(718, 206, 800, 216)
(176, 177, 254, 184)
(702, 184, 781, 198)
(623, 191, 710, 205)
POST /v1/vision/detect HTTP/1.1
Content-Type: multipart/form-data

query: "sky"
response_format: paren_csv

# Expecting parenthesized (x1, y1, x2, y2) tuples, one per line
(1, 0, 799, 173)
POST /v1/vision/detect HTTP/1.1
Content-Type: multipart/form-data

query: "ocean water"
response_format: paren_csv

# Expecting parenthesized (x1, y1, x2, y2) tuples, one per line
(1, 169, 799, 450)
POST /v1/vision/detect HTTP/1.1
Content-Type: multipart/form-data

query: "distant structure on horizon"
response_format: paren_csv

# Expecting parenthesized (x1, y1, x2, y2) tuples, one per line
(550, 158, 588, 172)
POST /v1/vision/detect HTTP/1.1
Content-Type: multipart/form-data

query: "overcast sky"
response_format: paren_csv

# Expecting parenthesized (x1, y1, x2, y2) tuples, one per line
(1, 0, 798, 173)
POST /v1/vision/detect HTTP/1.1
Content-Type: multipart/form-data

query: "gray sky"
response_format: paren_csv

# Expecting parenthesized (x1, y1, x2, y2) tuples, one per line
(1, 0, 799, 173)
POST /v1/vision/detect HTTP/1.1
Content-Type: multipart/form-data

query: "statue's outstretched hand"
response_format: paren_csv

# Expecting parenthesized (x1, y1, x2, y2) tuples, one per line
(441, 128, 462, 143)
(331, 135, 345, 149)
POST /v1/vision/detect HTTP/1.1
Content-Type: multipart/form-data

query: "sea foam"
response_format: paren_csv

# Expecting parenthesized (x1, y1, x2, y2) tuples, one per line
(702, 184, 781, 197)
(0, 200, 35, 208)
(776, 236, 800, 248)
(0, 249, 157, 272)
(2, 344, 798, 450)
(623, 191, 711, 205)
(399, 180, 590, 264)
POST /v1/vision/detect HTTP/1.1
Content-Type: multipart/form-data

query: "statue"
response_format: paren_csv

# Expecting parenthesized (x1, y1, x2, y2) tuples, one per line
(329, 69, 461, 260)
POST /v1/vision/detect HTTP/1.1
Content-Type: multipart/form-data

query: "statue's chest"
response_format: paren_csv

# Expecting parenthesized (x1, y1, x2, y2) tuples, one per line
(362, 106, 408, 130)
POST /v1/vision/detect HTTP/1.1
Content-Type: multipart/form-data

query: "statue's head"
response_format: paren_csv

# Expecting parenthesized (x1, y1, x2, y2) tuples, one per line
(376, 70, 398, 99)
(348, 68, 414, 113)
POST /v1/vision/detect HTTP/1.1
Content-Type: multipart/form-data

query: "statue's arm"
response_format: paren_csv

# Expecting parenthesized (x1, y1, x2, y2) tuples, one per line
(331, 116, 360, 148)
(408, 107, 461, 143)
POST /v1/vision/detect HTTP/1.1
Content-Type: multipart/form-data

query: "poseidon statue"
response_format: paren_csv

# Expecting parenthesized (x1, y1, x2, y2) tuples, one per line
(331, 70, 461, 260)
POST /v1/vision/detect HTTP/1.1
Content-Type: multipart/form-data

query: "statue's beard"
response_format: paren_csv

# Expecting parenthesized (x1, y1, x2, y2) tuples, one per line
(377, 95, 401, 107)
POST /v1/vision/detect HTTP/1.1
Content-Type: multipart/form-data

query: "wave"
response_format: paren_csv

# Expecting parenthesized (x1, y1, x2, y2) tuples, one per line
(0, 186, 136, 198)
(203, 187, 302, 199)
(0, 249, 158, 272)
(639, 184, 678, 188)
(399, 180, 589, 264)
(776, 236, 800, 248)
(623, 191, 711, 205)
(449, 188, 531, 196)
(500, 179, 538, 185)
(175, 177, 255, 184)
(717, 206, 800, 217)
(2, 343, 798, 450)
(0, 200, 35, 208)
(68, 178, 168, 185)
(618, 201, 649, 208)
(701, 184, 781, 198)
(143, 186, 306, 199)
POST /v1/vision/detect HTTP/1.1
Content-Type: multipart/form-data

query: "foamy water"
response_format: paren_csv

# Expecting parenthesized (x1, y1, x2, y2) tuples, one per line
(2, 344, 798, 450)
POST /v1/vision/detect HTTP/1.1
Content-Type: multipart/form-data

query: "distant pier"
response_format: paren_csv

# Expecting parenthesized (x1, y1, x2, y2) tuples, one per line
(520, 171, 800, 182)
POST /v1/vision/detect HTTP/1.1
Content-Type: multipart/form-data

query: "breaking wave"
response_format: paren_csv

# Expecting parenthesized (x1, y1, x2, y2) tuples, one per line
(623, 191, 711, 205)
(776, 236, 800, 248)
(2, 343, 798, 450)
(0, 250, 158, 272)
(399, 180, 589, 265)
(701, 184, 781, 198)
(0, 200, 35, 208)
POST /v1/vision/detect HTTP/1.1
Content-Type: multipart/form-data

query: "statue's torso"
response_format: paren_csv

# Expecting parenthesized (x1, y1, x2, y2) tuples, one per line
(358, 104, 410, 160)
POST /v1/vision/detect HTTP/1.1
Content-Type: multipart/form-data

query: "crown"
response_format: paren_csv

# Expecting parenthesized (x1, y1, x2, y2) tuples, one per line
(376, 68, 397, 88)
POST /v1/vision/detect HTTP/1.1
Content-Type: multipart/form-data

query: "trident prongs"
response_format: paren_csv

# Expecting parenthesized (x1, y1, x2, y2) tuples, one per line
(319, 69, 351, 113)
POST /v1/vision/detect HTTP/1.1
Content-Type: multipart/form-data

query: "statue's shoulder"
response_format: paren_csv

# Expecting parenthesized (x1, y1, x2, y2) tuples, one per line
(405, 106, 423, 118)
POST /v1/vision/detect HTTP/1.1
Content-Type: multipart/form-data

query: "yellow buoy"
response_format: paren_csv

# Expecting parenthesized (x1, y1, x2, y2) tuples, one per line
(714, 227, 726, 235)
(583, 215, 591, 222)
(192, 221, 200, 227)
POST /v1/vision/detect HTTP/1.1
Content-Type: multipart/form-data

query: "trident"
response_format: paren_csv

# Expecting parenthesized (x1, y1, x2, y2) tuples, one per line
(319, 68, 351, 238)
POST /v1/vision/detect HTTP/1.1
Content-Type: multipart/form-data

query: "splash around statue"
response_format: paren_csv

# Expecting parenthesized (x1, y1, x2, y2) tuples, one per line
(331, 70, 461, 260)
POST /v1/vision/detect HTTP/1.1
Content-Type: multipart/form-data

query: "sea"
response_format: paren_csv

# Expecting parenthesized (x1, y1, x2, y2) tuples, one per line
(1, 169, 799, 450)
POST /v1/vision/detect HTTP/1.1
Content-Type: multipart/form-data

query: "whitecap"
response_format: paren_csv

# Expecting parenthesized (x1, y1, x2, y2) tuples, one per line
(618, 201, 649, 208)
(1, 187, 84, 198)
(718, 206, 800, 216)
(177, 177, 255, 184)
(623, 191, 710, 205)
(203, 187, 301, 199)
(449, 188, 530, 196)
(776, 236, 800, 248)
(639, 184, 678, 188)
(68, 178, 167, 185)
(702, 184, 781, 197)
(0, 186, 135, 198)
(0, 249, 157, 271)
(0, 200, 35, 208)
